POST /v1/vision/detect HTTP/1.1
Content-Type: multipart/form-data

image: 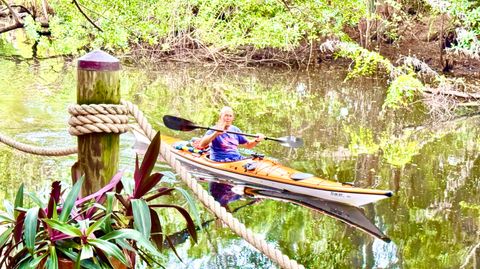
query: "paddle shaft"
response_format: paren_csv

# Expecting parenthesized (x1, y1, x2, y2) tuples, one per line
(162, 115, 302, 147)
(194, 125, 283, 143)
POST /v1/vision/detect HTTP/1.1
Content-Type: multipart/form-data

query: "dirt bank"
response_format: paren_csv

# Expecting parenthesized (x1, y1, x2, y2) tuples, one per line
(344, 15, 480, 79)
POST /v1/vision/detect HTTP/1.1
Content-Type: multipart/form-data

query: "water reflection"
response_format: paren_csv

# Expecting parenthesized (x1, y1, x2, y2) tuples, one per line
(241, 186, 390, 242)
(201, 178, 390, 242)
(208, 182, 241, 210)
(134, 130, 384, 233)
(160, 190, 256, 250)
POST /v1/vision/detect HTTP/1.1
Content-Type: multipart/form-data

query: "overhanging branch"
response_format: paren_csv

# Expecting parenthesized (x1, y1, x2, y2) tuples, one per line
(71, 0, 103, 32)
(0, 0, 21, 24)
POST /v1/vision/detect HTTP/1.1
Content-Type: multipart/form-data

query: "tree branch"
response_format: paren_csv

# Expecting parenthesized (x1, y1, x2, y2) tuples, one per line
(0, 0, 22, 24)
(0, 21, 23, 34)
(41, 0, 50, 20)
(71, 0, 103, 32)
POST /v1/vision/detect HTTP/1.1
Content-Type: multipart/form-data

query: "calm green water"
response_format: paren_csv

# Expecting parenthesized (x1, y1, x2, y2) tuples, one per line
(0, 58, 479, 269)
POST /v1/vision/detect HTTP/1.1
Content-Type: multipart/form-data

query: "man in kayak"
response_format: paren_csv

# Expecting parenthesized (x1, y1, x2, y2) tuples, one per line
(198, 106, 265, 162)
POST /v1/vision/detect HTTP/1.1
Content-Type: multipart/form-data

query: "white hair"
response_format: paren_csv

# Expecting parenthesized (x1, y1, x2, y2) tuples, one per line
(220, 106, 233, 115)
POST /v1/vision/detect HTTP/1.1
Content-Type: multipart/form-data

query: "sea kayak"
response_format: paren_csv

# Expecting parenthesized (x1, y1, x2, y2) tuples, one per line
(134, 131, 393, 207)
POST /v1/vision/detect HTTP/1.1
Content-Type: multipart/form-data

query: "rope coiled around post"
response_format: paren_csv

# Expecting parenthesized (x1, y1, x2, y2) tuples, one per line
(0, 100, 306, 269)
(68, 104, 130, 136)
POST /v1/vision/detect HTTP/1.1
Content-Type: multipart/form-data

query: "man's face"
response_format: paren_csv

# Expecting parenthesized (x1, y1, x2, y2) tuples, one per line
(221, 110, 234, 126)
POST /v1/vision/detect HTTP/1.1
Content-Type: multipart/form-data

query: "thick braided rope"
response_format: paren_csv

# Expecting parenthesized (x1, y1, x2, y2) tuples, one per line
(0, 104, 131, 155)
(68, 104, 130, 136)
(122, 100, 305, 269)
(0, 132, 77, 156)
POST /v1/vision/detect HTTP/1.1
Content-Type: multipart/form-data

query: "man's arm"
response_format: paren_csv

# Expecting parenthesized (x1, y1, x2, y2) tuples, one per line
(199, 130, 221, 148)
(240, 134, 265, 149)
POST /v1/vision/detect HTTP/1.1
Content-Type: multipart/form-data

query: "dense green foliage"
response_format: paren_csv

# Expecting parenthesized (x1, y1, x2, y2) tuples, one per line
(384, 73, 425, 109)
(0, 0, 461, 56)
(43, 0, 366, 54)
(1, 0, 477, 112)
(1, 0, 478, 69)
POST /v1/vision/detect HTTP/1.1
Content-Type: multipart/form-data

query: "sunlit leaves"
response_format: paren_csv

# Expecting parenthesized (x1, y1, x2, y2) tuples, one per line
(132, 199, 152, 238)
(384, 73, 425, 109)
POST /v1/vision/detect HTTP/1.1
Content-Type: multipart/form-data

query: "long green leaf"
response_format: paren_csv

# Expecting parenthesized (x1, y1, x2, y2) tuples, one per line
(102, 193, 115, 233)
(0, 227, 13, 247)
(28, 251, 49, 268)
(88, 238, 128, 266)
(78, 220, 88, 235)
(26, 191, 47, 209)
(56, 239, 81, 250)
(16, 255, 33, 269)
(105, 192, 114, 214)
(131, 199, 151, 238)
(100, 229, 160, 255)
(80, 244, 94, 260)
(47, 245, 59, 269)
(120, 177, 134, 196)
(59, 177, 84, 222)
(114, 238, 136, 253)
(0, 214, 14, 224)
(86, 214, 107, 236)
(14, 184, 24, 219)
(24, 207, 39, 254)
(175, 187, 202, 229)
(43, 219, 82, 237)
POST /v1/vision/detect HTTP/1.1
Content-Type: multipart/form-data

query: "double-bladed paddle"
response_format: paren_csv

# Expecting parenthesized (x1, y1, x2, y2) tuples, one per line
(163, 115, 304, 148)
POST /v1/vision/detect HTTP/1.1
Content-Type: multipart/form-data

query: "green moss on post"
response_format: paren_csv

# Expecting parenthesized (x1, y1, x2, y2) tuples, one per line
(77, 50, 121, 195)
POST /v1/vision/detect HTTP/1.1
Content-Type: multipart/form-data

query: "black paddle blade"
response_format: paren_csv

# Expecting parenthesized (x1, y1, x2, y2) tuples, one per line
(277, 136, 304, 148)
(163, 115, 198, 131)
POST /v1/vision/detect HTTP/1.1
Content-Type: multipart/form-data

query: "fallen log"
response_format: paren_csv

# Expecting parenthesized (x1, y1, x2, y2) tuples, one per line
(424, 88, 480, 99)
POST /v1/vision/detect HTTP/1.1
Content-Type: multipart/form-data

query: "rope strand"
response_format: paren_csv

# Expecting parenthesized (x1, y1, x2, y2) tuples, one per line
(0, 133, 77, 156)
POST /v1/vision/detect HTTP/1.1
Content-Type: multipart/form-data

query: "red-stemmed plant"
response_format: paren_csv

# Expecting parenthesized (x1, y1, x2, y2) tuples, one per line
(0, 132, 197, 268)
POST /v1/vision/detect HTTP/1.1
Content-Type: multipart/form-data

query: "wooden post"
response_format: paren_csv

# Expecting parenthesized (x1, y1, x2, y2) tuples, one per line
(77, 50, 121, 195)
